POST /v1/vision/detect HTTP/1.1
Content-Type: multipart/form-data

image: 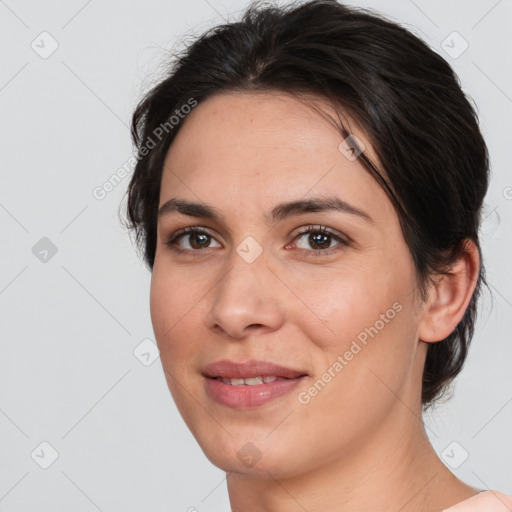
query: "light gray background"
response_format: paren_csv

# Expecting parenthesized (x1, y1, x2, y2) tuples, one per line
(1, 0, 511, 510)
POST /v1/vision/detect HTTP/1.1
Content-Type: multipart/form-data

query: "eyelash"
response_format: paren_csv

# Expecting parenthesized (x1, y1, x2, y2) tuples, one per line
(164, 225, 349, 257)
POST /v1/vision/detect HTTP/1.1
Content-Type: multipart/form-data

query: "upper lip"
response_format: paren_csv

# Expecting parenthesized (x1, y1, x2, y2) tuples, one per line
(202, 360, 308, 379)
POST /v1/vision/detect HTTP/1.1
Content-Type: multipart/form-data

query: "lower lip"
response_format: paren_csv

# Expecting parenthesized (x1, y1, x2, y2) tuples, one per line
(204, 376, 306, 409)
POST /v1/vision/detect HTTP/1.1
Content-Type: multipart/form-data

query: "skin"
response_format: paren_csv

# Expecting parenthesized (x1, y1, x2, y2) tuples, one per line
(150, 91, 481, 512)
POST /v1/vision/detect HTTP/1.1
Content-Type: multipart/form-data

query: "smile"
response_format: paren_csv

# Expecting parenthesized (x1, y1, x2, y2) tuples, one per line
(202, 359, 309, 408)
(215, 376, 289, 385)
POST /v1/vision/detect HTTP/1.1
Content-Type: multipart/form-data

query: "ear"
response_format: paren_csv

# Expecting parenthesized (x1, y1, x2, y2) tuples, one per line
(417, 239, 480, 343)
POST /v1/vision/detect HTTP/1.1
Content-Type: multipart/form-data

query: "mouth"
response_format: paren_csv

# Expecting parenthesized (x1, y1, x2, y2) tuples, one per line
(202, 359, 308, 409)
(212, 375, 299, 386)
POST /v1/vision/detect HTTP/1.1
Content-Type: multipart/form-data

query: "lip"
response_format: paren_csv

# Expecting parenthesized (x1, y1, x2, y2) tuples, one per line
(202, 359, 307, 379)
(202, 359, 308, 409)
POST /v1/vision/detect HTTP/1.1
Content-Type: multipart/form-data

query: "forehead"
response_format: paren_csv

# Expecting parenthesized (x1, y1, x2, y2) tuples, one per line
(159, 91, 390, 221)
(166, 90, 378, 163)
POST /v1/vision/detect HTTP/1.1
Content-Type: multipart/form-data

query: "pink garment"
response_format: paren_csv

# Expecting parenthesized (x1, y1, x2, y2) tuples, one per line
(443, 490, 512, 511)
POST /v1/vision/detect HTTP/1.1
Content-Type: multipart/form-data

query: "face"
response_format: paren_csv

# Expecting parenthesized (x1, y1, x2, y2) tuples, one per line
(150, 91, 426, 478)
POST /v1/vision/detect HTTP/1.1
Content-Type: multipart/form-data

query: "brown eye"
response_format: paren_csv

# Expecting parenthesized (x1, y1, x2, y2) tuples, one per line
(292, 226, 348, 253)
(166, 227, 221, 251)
(305, 231, 333, 250)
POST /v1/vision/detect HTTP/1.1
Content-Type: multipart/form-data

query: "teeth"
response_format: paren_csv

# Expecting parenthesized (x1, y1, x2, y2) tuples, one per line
(244, 376, 264, 385)
(218, 376, 280, 385)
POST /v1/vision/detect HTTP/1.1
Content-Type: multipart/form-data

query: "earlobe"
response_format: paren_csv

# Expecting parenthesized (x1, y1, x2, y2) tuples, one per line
(418, 239, 480, 343)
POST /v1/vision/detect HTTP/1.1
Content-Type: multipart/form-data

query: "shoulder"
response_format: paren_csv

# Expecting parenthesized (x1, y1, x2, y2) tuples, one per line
(443, 490, 512, 511)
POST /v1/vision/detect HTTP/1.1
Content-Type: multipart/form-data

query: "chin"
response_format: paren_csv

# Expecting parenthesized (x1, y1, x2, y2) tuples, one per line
(194, 431, 307, 478)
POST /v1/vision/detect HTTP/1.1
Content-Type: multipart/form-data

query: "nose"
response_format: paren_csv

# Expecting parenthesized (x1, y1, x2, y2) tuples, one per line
(205, 249, 286, 340)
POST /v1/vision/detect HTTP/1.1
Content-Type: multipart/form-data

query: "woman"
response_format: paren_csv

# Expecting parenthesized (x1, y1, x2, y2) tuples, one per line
(124, 0, 512, 510)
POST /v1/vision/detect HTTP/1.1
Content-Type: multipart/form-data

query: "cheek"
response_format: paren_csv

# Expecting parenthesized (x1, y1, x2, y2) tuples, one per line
(150, 257, 202, 334)
(291, 266, 394, 348)
(149, 265, 195, 362)
(293, 263, 416, 398)
(149, 268, 202, 414)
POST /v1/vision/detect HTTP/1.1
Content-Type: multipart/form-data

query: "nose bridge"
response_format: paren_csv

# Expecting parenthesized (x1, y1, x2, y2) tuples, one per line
(206, 243, 285, 338)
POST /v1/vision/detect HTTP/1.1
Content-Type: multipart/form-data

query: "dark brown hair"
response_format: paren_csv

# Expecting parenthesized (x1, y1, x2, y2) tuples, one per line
(123, 0, 490, 409)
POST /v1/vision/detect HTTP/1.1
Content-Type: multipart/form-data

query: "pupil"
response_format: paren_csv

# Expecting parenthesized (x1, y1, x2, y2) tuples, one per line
(310, 233, 330, 249)
(191, 233, 209, 249)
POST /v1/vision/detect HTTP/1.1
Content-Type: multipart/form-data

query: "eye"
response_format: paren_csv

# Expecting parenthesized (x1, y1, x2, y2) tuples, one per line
(164, 225, 348, 257)
(165, 227, 221, 252)
(289, 225, 348, 255)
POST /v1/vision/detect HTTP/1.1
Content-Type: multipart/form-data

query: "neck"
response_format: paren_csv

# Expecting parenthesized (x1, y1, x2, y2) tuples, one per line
(226, 403, 477, 512)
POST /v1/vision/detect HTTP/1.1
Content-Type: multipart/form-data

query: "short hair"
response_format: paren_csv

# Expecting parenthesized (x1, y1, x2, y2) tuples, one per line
(124, 0, 490, 409)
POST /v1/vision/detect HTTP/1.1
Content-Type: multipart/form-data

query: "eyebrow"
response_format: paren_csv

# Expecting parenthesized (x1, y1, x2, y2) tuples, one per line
(158, 196, 374, 225)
